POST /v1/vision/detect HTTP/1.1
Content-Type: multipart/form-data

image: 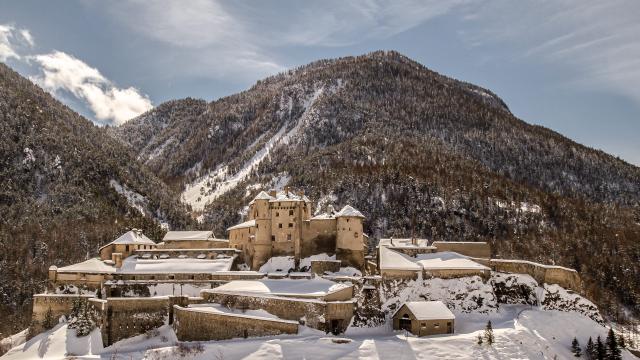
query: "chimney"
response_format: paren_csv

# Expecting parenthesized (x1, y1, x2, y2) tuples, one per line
(112, 253, 123, 268)
(284, 186, 290, 195)
(390, 236, 394, 246)
(269, 189, 277, 197)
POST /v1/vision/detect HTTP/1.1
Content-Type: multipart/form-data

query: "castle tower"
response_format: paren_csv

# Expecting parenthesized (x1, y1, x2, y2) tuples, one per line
(250, 191, 273, 269)
(335, 205, 366, 268)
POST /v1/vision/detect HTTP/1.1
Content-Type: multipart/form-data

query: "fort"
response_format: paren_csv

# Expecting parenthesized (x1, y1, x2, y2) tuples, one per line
(30, 188, 586, 344)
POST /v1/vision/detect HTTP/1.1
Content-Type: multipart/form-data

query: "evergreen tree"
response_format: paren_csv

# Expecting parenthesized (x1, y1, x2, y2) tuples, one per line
(477, 334, 483, 345)
(617, 333, 626, 349)
(585, 337, 595, 360)
(606, 329, 622, 360)
(571, 337, 582, 357)
(484, 321, 494, 346)
(596, 336, 606, 360)
(42, 307, 55, 330)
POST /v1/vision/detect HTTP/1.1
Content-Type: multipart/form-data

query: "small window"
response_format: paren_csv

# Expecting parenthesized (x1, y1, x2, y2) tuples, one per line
(279, 223, 283, 228)
(276, 211, 279, 217)
(434, 324, 440, 329)
(288, 223, 293, 228)
(354, 232, 359, 237)
(271, 235, 275, 241)
(125, 245, 130, 252)
(287, 234, 292, 241)
(421, 322, 426, 328)
(289, 210, 294, 216)
(346, 218, 350, 222)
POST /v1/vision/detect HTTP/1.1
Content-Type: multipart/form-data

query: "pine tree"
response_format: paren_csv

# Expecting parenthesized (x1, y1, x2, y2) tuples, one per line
(484, 320, 494, 346)
(571, 337, 582, 357)
(585, 337, 595, 360)
(617, 333, 626, 349)
(42, 307, 55, 330)
(596, 336, 606, 360)
(606, 329, 622, 360)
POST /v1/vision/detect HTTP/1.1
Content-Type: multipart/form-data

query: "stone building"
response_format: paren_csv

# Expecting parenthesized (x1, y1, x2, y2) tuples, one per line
(228, 189, 367, 270)
(98, 229, 157, 261)
(392, 301, 455, 336)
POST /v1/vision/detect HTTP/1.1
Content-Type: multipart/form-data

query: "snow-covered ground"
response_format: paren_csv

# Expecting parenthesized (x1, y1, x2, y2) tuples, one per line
(3, 307, 635, 359)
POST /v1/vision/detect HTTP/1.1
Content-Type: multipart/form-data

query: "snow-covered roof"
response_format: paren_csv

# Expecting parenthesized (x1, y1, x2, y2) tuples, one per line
(253, 190, 309, 203)
(57, 258, 116, 274)
(205, 278, 349, 297)
(379, 247, 422, 271)
(253, 191, 273, 200)
(163, 231, 214, 241)
(99, 230, 155, 251)
(227, 219, 256, 231)
(119, 256, 235, 274)
(395, 301, 455, 320)
(310, 212, 336, 220)
(335, 205, 364, 218)
(378, 238, 433, 248)
(416, 252, 490, 271)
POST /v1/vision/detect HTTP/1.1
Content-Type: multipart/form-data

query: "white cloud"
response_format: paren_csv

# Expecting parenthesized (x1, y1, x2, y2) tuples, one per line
(0, 24, 34, 61)
(460, 0, 640, 104)
(30, 51, 153, 125)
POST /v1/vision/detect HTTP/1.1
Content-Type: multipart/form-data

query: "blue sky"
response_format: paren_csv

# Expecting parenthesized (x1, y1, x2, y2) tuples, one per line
(1, 0, 638, 165)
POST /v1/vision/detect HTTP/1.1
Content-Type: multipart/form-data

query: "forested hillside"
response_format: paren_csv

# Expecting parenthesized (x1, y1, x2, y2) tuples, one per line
(0, 63, 195, 335)
(112, 51, 640, 321)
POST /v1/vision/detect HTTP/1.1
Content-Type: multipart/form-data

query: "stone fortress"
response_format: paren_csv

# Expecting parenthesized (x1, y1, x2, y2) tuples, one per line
(228, 189, 367, 270)
(33, 188, 584, 345)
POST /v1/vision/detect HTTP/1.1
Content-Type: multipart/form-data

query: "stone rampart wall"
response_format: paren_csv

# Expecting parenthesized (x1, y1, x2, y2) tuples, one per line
(173, 306, 298, 341)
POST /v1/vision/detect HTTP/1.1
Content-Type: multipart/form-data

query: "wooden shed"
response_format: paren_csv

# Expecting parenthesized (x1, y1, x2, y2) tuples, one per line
(392, 301, 455, 336)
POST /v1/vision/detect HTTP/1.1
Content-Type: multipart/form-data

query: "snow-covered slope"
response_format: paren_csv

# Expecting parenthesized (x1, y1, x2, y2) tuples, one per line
(3, 309, 635, 359)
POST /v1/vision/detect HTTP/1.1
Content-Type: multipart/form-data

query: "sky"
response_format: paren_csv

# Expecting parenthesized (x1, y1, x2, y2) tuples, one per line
(0, 0, 638, 166)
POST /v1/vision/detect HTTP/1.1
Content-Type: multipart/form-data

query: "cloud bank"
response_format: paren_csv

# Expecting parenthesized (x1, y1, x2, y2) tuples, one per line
(0, 24, 33, 61)
(29, 51, 153, 126)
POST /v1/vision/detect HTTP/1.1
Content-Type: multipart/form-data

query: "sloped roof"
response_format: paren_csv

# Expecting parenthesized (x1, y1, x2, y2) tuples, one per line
(99, 230, 155, 251)
(379, 246, 422, 271)
(163, 231, 213, 241)
(416, 252, 490, 271)
(227, 219, 256, 231)
(394, 301, 455, 320)
(335, 205, 365, 218)
(253, 191, 273, 200)
(57, 258, 116, 274)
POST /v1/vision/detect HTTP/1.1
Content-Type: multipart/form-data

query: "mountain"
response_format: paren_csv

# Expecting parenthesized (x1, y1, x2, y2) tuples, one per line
(0, 63, 195, 335)
(111, 51, 640, 320)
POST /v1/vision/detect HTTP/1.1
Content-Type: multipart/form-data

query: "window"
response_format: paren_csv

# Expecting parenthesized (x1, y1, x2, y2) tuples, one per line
(279, 223, 283, 228)
(346, 218, 350, 222)
(354, 232, 359, 237)
(276, 211, 279, 217)
(421, 322, 426, 328)
(434, 324, 440, 329)
(287, 234, 292, 241)
(271, 235, 275, 241)
(125, 245, 130, 252)
(289, 209, 294, 216)
(288, 223, 293, 228)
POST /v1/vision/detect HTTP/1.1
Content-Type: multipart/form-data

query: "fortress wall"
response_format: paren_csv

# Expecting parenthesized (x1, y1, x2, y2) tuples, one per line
(30, 294, 94, 337)
(103, 297, 170, 345)
(202, 292, 354, 333)
(172, 306, 298, 341)
(301, 219, 337, 259)
(483, 259, 582, 292)
(432, 242, 491, 258)
(336, 248, 365, 269)
(310, 260, 341, 275)
(380, 269, 420, 280)
(160, 239, 230, 249)
(424, 268, 491, 280)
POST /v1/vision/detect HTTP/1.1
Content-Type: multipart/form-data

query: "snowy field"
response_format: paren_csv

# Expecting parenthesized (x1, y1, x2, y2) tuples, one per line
(3, 306, 636, 359)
